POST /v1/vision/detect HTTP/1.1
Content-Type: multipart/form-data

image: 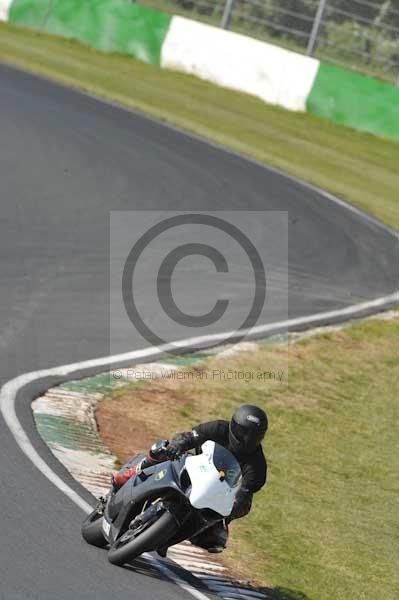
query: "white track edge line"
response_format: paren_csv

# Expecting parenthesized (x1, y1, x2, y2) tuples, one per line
(2, 291, 399, 475)
(2, 293, 399, 599)
(0, 377, 213, 599)
(2, 61, 398, 600)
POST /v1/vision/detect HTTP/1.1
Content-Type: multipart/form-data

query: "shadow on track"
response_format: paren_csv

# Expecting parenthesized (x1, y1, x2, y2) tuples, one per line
(121, 556, 217, 596)
(107, 551, 312, 600)
(114, 557, 168, 580)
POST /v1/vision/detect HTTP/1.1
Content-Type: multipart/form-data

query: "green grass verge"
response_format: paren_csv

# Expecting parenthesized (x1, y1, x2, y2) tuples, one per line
(1, 22, 399, 229)
(100, 317, 399, 600)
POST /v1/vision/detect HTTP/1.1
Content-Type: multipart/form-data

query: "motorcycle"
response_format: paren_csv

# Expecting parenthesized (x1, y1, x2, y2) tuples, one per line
(81, 440, 242, 566)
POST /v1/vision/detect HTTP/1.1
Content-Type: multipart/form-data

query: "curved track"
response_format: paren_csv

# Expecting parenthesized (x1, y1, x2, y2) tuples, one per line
(0, 63, 398, 599)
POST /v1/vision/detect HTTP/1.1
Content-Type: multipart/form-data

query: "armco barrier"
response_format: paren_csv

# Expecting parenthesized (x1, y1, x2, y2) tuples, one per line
(2, 0, 399, 141)
(8, 0, 171, 66)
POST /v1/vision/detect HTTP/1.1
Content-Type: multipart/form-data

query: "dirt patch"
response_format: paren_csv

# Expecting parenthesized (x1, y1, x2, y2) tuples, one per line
(96, 342, 312, 464)
(96, 374, 212, 465)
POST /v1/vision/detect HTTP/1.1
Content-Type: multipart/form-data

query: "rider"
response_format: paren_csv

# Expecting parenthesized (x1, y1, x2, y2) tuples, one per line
(112, 404, 268, 554)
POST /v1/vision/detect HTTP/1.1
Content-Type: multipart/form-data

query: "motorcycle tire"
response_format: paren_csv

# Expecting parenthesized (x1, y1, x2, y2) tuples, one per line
(81, 510, 108, 548)
(108, 510, 178, 566)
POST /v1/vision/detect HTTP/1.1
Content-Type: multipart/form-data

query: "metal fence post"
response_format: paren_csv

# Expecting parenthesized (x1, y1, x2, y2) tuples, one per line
(307, 0, 328, 56)
(221, 0, 236, 30)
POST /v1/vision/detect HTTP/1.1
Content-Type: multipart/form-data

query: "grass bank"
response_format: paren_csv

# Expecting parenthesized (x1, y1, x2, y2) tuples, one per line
(1, 22, 399, 228)
(97, 317, 399, 600)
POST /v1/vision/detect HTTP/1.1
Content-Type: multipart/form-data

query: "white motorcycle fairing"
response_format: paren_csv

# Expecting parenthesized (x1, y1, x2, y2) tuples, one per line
(184, 440, 241, 517)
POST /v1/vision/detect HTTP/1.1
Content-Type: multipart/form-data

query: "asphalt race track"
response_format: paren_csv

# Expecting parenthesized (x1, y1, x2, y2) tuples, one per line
(1, 63, 398, 599)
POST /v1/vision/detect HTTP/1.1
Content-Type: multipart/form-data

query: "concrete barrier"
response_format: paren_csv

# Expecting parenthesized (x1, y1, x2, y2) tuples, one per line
(0, 0, 13, 21)
(161, 16, 320, 112)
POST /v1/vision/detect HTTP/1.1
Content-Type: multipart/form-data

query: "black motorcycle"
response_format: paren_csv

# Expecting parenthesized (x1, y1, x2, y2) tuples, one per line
(81, 440, 242, 566)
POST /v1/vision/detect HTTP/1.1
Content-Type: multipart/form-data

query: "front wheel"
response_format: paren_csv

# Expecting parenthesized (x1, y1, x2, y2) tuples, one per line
(108, 510, 178, 566)
(81, 510, 107, 548)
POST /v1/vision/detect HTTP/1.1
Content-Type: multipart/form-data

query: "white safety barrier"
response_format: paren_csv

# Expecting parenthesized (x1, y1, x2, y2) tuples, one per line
(0, 0, 13, 21)
(162, 16, 320, 112)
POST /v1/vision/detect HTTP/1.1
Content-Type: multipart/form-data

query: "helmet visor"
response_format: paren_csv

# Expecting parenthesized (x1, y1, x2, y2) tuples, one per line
(231, 421, 264, 449)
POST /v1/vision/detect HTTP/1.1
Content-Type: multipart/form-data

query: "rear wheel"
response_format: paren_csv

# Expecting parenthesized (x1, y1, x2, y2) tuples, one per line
(108, 510, 178, 566)
(81, 511, 107, 548)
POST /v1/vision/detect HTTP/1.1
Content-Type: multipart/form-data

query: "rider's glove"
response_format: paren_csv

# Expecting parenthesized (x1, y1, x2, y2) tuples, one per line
(166, 438, 185, 460)
(166, 431, 195, 460)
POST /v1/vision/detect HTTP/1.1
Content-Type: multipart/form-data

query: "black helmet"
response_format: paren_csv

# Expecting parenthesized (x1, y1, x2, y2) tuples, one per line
(229, 404, 268, 456)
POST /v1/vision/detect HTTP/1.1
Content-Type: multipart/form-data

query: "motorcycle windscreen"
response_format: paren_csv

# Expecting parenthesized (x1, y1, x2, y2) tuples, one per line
(185, 441, 242, 517)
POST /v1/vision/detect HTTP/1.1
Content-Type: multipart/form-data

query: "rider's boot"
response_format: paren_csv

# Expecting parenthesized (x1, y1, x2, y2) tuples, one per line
(156, 546, 168, 558)
(190, 521, 229, 554)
